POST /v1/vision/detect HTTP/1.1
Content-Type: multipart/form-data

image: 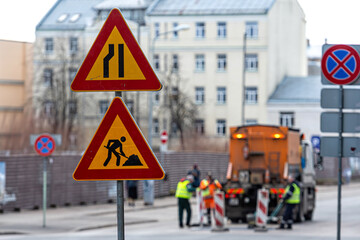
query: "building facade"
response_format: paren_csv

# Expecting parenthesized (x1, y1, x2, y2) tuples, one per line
(146, 0, 307, 149)
(33, 0, 153, 150)
(33, 0, 308, 152)
(0, 40, 33, 152)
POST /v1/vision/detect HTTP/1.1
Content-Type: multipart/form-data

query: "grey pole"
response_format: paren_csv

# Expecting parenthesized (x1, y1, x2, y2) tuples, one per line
(115, 91, 125, 240)
(42, 157, 47, 228)
(337, 85, 343, 240)
(241, 33, 247, 125)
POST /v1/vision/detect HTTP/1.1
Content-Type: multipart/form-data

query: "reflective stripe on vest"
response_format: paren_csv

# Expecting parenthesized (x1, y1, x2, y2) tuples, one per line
(201, 180, 210, 197)
(176, 180, 192, 199)
(285, 183, 300, 204)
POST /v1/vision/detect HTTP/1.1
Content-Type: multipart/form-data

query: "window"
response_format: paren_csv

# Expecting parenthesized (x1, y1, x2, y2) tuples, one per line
(171, 121, 178, 135)
(43, 100, 55, 116)
(245, 54, 258, 71)
(217, 54, 227, 71)
(57, 13, 68, 22)
(69, 13, 81, 23)
(153, 54, 160, 70)
(99, 100, 109, 115)
(154, 92, 160, 105)
(195, 54, 205, 71)
(216, 119, 226, 136)
(245, 119, 257, 125)
(172, 54, 179, 72)
(45, 38, 53, 54)
(196, 22, 205, 38)
(246, 21, 258, 39)
(217, 22, 227, 38)
(43, 68, 53, 87)
(245, 87, 258, 103)
(69, 37, 78, 54)
(153, 118, 159, 135)
(280, 112, 295, 127)
(195, 87, 205, 104)
(173, 22, 178, 38)
(68, 100, 77, 115)
(195, 119, 205, 134)
(69, 68, 77, 85)
(217, 87, 226, 104)
(154, 22, 160, 37)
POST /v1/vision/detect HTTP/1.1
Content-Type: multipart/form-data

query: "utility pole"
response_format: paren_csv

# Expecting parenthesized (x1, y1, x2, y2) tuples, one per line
(241, 32, 247, 125)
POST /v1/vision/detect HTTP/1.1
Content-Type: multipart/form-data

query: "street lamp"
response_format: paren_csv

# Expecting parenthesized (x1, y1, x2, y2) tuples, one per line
(147, 24, 190, 148)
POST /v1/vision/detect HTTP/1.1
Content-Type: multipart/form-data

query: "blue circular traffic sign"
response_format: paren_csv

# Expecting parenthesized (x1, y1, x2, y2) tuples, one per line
(34, 134, 56, 156)
(321, 45, 360, 85)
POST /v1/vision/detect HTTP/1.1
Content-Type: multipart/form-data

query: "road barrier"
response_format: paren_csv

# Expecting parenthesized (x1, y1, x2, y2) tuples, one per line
(255, 188, 269, 232)
(196, 188, 206, 226)
(212, 191, 229, 232)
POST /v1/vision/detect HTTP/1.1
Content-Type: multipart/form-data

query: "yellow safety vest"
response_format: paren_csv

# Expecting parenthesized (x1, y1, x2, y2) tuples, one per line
(285, 182, 300, 204)
(200, 180, 211, 197)
(176, 180, 192, 199)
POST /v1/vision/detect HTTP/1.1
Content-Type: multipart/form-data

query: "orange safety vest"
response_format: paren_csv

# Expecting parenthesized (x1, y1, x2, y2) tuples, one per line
(200, 179, 222, 209)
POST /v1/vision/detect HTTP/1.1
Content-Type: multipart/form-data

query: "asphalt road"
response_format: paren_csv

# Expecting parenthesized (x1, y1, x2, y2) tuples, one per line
(0, 183, 359, 240)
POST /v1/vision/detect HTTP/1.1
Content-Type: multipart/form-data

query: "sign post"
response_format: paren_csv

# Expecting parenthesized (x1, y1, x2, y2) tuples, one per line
(34, 134, 56, 228)
(70, 9, 164, 240)
(321, 44, 360, 240)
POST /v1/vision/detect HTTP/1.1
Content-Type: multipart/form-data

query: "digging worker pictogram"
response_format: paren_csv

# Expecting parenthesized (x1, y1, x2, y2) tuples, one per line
(104, 137, 127, 166)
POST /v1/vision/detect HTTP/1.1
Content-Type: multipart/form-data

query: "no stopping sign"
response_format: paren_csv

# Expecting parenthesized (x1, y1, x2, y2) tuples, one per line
(321, 44, 360, 85)
(34, 134, 56, 156)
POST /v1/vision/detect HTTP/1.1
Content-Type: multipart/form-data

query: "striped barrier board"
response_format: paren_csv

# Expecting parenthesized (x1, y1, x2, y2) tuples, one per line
(212, 191, 229, 232)
(255, 188, 269, 231)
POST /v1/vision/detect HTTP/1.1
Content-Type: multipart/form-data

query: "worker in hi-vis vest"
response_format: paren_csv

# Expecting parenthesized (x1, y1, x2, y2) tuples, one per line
(278, 174, 301, 230)
(199, 172, 222, 226)
(175, 175, 196, 228)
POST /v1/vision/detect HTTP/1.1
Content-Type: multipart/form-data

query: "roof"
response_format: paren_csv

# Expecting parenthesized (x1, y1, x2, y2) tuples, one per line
(36, 0, 104, 31)
(268, 76, 321, 103)
(146, 0, 276, 16)
(94, 0, 152, 10)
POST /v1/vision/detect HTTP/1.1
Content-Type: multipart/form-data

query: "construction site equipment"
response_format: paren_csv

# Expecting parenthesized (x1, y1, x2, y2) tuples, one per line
(224, 125, 316, 223)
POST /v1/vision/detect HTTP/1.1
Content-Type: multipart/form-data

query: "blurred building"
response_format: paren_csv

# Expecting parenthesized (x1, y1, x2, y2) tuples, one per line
(267, 76, 321, 139)
(0, 40, 33, 153)
(146, 0, 307, 149)
(33, 0, 153, 150)
(34, 0, 308, 151)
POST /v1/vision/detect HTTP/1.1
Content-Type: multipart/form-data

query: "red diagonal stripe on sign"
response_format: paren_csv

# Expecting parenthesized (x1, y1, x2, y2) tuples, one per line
(257, 216, 264, 224)
(259, 201, 266, 213)
(215, 204, 223, 216)
(329, 52, 354, 77)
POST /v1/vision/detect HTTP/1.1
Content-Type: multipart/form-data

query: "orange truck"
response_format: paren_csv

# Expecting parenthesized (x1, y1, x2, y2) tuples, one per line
(224, 125, 316, 223)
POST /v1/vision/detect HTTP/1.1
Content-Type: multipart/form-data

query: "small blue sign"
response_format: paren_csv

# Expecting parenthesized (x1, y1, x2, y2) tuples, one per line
(311, 136, 321, 151)
(34, 134, 55, 156)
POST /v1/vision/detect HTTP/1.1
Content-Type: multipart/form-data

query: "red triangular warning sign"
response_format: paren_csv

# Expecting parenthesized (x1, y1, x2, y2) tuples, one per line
(73, 97, 165, 180)
(71, 8, 162, 91)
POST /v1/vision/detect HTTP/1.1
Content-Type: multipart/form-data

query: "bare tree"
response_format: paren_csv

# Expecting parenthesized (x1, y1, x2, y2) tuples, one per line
(157, 63, 198, 150)
(33, 37, 83, 150)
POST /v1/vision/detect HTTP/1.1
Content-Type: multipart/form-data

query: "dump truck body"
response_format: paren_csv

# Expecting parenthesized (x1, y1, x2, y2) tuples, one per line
(224, 125, 316, 223)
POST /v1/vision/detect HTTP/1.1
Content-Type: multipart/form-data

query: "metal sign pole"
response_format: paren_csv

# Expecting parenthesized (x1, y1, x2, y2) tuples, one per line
(337, 85, 343, 240)
(115, 91, 125, 240)
(43, 157, 47, 228)
(117, 180, 124, 240)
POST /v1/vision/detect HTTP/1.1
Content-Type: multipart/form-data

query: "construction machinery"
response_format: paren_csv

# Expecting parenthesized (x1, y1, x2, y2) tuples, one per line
(224, 125, 316, 223)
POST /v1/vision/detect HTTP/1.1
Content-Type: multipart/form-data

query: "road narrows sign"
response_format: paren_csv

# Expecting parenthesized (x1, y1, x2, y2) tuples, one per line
(321, 45, 360, 85)
(71, 8, 162, 91)
(73, 97, 165, 180)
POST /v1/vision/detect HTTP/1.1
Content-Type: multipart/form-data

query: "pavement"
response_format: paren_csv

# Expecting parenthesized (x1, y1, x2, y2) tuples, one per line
(0, 196, 179, 235)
